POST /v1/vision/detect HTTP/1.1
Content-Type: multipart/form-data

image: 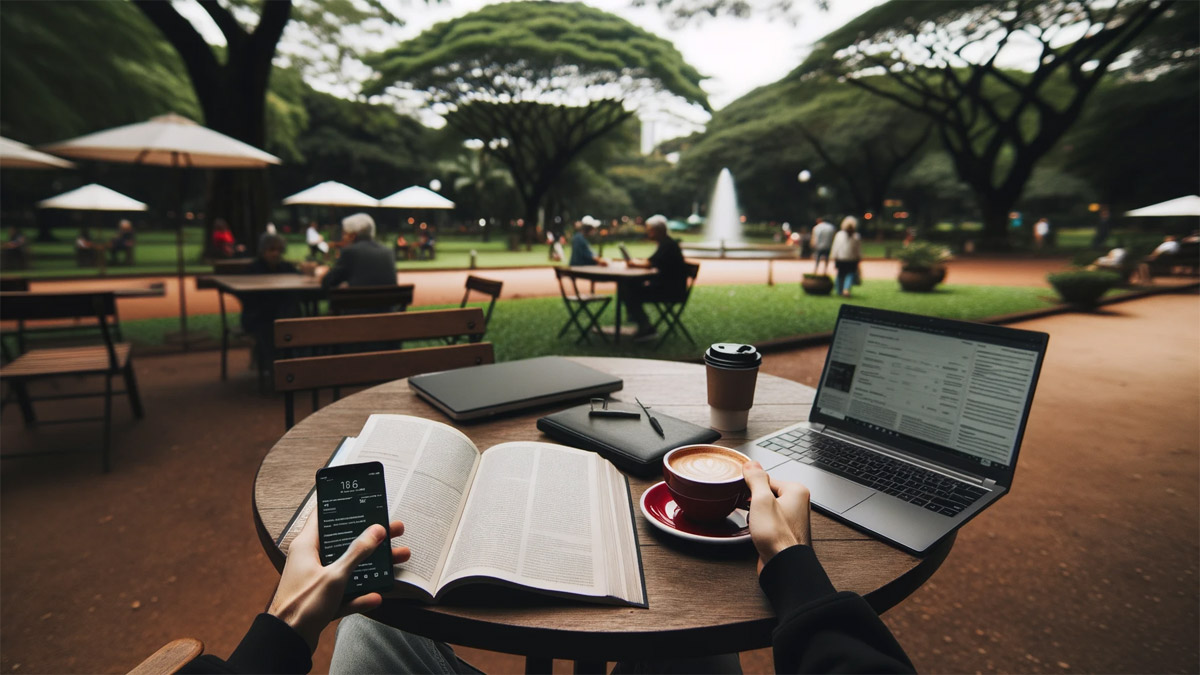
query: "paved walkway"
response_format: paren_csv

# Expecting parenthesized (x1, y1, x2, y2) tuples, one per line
(1, 289, 1195, 673)
(22, 256, 1094, 321)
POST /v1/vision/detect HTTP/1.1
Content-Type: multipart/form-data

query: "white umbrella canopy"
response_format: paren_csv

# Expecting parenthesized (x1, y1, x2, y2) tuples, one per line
(37, 184, 147, 211)
(42, 112, 280, 168)
(0, 136, 76, 169)
(1124, 195, 1200, 217)
(379, 185, 455, 209)
(282, 181, 378, 207)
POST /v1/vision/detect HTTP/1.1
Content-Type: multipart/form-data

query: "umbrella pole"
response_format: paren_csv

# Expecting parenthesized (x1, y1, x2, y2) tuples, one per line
(165, 156, 201, 349)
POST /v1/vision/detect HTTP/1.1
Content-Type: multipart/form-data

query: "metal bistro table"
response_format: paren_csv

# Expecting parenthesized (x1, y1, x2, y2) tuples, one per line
(198, 273, 325, 380)
(252, 357, 952, 670)
(561, 266, 656, 343)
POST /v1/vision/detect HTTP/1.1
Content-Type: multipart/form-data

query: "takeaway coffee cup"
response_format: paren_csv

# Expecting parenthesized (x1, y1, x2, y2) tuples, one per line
(662, 445, 752, 522)
(704, 343, 762, 431)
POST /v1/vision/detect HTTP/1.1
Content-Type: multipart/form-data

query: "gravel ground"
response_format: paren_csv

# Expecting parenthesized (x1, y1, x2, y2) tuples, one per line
(1, 290, 1196, 674)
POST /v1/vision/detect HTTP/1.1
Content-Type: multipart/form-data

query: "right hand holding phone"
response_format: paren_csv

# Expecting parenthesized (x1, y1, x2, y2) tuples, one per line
(743, 461, 812, 574)
(268, 515, 410, 652)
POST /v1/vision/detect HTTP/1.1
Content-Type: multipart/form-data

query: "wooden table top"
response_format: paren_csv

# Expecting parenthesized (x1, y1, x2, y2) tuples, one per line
(563, 265, 657, 282)
(204, 273, 324, 293)
(252, 356, 950, 661)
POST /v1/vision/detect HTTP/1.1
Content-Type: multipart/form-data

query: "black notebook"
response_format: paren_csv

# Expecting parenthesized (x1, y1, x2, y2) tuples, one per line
(537, 402, 721, 477)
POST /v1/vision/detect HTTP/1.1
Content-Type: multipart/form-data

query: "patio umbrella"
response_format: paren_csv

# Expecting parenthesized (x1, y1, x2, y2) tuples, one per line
(36, 184, 147, 211)
(282, 181, 378, 207)
(0, 136, 75, 169)
(1124, 195, 1200, 217)
(44, 113, 281, 346)
(378, 185, 455, 209)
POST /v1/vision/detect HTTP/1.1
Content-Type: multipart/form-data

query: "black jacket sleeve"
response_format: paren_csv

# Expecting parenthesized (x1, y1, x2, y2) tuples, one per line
(179, 613, 312, 674)
(759, 545, 915, 674)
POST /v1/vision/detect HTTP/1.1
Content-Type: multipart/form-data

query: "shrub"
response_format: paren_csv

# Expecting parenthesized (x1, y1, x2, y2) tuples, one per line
(1047, 270, 1121, 306)
(894, 241, 952, 270)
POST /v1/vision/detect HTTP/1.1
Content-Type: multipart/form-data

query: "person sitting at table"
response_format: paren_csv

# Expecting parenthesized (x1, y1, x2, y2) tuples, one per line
(568, 219, 607, 267)
(2, 226, 29, 269)
(623, 214, 687, 343)
(239, 233, 302, 371)
(75, 227, 100, 266)
(109, 219, 136, 264)
(305, 222, 328, 261)
(177, 463, 913, 674)
(320, 213, 396, 291)
(211, 218, 246, 259)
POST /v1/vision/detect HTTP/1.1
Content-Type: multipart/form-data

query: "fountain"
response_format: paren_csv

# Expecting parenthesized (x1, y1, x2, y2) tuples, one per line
(703, 168, 742, 245)
(683, 168, 797, 266)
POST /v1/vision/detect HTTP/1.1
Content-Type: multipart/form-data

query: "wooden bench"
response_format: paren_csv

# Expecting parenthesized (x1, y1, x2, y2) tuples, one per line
(273, 307, 492, 429)
(0, 291, 144, 472)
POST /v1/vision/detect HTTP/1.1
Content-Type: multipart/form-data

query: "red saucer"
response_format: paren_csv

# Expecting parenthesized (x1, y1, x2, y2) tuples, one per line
(640, 481, 751, 544)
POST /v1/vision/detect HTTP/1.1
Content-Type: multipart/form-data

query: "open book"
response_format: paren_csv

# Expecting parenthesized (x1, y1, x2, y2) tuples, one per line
(278, 414, 646, 607)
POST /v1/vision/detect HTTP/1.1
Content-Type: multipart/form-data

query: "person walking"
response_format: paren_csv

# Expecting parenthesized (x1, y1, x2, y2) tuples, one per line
(809, 217, 836, 275)
(831, 216, 862, 298)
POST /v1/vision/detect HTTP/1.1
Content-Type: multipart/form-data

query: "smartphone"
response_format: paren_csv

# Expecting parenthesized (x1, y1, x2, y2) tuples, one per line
(315, 461, 393, 596)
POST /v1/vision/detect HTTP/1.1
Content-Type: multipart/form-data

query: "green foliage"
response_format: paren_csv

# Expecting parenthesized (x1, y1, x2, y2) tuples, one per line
(893, 242, 951, 270)
(367, 1, 707, 109)
(1046, 270, 1121, 306)
(0, 0, 199, 142)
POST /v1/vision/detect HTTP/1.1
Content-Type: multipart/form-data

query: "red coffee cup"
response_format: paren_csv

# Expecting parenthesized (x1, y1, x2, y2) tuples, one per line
(662, 445, 752, 522)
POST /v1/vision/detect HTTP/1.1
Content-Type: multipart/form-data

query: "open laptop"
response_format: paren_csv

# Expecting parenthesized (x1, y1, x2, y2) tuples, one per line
(740, 305, 1049, 555)
(618, 243, 633, 264)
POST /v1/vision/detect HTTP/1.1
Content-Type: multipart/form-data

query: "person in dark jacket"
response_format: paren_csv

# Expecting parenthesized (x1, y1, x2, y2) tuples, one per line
(623, 215, 688, 342)
(320, 213, 397, 290)
(238, 233, 301, 371)
(181, 461, 913, 674)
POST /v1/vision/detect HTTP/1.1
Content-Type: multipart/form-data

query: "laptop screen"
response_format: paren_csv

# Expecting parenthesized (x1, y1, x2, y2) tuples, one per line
(811, 306, 1048, 482)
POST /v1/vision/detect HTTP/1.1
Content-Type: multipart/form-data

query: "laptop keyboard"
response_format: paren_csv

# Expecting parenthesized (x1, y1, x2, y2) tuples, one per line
(759, 430, 988, 517)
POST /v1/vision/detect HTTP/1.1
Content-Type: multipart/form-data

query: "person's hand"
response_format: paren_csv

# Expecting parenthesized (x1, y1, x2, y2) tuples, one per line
(744, 461, 812, 574)
(267, 515, 410, 652)
(596, 257, 609, 266)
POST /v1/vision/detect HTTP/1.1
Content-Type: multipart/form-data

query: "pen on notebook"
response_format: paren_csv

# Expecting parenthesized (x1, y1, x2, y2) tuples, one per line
(635, 397, 665, 437)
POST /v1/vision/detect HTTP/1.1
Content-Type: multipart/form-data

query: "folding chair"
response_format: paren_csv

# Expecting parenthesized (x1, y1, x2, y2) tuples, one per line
(328, 284, 414, 315)
(0, 291, 144, 472)
(554, 267, 611, 345)
(274, 307, 493, 429)
(448, 275, 502, 343)
(649, 262, 701, 349)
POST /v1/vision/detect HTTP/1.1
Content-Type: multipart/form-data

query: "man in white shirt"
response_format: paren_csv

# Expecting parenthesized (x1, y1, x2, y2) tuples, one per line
(810, 217, 836, 275)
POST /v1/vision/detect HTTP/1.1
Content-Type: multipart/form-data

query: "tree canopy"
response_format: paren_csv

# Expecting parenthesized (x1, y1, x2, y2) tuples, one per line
(367, 1, 708, 244)
(802, 0, 1174, 246)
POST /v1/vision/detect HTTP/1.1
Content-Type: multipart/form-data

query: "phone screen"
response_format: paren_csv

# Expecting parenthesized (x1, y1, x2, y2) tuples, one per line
(315, 461, 393, 596)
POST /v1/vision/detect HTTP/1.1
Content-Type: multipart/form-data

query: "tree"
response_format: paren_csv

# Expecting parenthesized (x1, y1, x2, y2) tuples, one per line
(132, 0, 399, 255)
(804, 0, 1174, 248)
(367, 1, 708, 248)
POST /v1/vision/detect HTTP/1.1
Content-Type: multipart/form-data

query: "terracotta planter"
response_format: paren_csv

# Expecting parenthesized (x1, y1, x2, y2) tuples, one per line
(801, 275, 834, 296)
(898, 266, 940, 292)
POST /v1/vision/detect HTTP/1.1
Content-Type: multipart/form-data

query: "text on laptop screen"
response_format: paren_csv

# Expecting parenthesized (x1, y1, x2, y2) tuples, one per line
(814, 318, 1040, 469)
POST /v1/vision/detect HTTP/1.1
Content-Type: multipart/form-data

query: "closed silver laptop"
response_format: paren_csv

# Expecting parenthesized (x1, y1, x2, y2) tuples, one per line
(740, 305, 1049, 555)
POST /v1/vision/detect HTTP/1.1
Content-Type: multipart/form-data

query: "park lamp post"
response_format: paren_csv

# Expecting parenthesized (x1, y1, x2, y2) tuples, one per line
(797, 170, 813, 226)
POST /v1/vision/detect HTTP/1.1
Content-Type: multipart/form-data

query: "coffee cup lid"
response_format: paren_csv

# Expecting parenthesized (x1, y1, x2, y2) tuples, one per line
(704, 343, 761, 369)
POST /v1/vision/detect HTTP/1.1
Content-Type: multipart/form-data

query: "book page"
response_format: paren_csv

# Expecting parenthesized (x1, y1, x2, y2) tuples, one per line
(352, 415, 482, 593)
(438, 442, 610, 598)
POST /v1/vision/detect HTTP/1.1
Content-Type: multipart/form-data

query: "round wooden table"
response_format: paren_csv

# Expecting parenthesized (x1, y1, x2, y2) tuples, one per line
(253, 356, 952, 665)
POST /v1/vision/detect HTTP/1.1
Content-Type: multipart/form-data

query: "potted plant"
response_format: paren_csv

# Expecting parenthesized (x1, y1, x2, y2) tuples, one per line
(802, 273, 834, 295)
(895, 242, 952, 292)
(1047, 270, 1121, 307)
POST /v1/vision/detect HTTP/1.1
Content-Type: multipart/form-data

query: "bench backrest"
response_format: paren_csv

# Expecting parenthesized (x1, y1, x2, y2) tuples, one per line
(328, 284, 414, 315)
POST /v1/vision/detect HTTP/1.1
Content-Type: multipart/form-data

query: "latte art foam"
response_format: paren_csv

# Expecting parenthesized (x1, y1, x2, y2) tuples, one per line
(671, 452, 745, 482)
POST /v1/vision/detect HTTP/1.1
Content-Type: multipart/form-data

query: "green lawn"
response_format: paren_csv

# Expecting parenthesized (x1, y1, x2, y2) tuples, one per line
(117, 281, 1064, 362)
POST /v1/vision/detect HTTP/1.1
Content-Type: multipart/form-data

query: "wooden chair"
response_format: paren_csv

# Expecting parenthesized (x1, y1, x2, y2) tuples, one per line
(274, 308, 493, 429)
(211, 258, 255, 275)
(554, 267, 611, 345)
(127, 638, 203, 675)
(449, 275, 503, 343)
(0, 291, 144, 472)
(328, 284, 414, 315)
(649, 262, 701, 349)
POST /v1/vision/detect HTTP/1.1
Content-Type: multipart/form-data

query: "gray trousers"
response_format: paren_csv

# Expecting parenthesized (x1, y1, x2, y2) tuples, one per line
(331, 614, 742, 674)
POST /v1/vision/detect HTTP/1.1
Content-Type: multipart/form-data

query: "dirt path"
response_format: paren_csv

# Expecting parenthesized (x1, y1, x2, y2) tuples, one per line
(25, 257, 1082, 322)
(1, 291, 1195, 673)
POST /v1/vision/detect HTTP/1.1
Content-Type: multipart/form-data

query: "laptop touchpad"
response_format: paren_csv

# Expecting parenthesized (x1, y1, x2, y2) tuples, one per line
(767, 462, 874, 514)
